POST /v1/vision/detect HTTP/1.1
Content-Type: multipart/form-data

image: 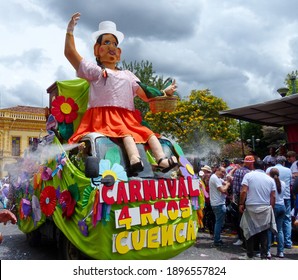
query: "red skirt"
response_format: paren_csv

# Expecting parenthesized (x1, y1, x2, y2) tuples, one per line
(68, 107, 155, 144)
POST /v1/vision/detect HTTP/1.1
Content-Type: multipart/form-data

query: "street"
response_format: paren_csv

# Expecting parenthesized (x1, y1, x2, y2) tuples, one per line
(1, 222, 298, 260)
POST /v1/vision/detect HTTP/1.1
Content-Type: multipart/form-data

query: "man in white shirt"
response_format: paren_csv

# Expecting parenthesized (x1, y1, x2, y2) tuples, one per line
(209, 166, 231, 246)
(239, 160, 276, 259)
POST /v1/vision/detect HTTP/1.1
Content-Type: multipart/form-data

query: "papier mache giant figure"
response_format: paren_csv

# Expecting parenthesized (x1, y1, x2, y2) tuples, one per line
(65, 12, 178, 174)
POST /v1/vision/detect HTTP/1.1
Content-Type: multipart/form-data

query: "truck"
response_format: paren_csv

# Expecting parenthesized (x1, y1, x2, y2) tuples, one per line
(12, 79, 204, 260)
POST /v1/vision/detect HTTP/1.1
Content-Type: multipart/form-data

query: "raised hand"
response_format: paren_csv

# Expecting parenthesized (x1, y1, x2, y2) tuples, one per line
(67, 12, 81, 34)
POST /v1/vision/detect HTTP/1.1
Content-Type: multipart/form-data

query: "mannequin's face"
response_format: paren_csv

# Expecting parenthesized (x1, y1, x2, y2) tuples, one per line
(94, 34, 121, 65)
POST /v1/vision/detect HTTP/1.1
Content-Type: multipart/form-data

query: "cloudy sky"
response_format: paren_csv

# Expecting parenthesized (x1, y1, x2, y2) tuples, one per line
(1, 0, 298, 110)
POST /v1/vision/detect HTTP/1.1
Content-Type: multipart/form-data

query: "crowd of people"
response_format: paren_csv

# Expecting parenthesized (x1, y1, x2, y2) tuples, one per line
(198, 146, 298, 259)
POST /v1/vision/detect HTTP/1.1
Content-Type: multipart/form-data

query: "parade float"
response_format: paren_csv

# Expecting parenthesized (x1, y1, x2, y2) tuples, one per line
(12, 78, 205, 260)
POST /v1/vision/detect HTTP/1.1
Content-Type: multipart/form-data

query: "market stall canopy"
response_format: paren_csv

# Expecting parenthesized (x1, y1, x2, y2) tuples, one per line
(220, 94, 298, 127)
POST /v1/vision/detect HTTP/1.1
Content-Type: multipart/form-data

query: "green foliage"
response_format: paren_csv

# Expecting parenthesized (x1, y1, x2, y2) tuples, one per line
(239, 122, 287, 158)
(241, 122, 263, 141)
(122, 60, 164, 87)
(122, 60, 239, 150)
(122, 60, 165, 115)
(285, 70, 298, 95)
(145, 89, 239, 151)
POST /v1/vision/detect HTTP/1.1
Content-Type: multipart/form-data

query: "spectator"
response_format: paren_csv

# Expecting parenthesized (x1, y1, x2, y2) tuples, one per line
(266, 155, 292, 249)
(231, 155, 254, 246)
(221, 159, 235, 174)
(239, 160, 277, 259)
(0, 182, 9, 209)
(288, 150, 298, 178)
(263, 147, 277, 169)
(209, 166, 232, 246)
(201, 165, 215, 236)
(267, 168, 286, 258)
(0, 209, 17, 244)
(278, 145, 291, 168)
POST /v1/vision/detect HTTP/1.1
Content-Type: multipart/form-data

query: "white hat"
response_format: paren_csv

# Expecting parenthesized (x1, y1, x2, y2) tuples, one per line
(92, 21, 124, 44)
(201, 165, 212, 173)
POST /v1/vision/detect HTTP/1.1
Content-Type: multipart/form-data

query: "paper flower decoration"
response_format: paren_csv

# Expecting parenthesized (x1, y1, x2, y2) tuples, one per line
(59, 190, 76, 219)
(52, 153, 67, 179)
(32, 195, 41, 224)
(41, 166, 53, 181)
(46, 114, 58, 133)
(179, 156, 196, 179)
(40, 186, 57, 216)
(20, 198, 32, 219)
(99, 159, 128, 183)
(78, 219, 88, 237)
(33, 168, 43, 190)
(90, 159, 128, 189)
(51, 96, 78, 124)
(81, 159, 128, 227)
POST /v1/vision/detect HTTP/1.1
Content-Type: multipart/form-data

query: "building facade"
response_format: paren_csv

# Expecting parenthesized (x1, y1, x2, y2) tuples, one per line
(0, 106, 47, 178)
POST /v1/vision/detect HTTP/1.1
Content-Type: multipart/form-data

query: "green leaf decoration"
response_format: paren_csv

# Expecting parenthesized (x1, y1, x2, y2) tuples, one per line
(58, 122, 74, 141)
(68, 183, 80, 202)
(146, 150, 157, 164)
(82, 185, 93, 209)
(141, 120, 152, 129)
(105, 147, 121, 165)
(137, 82, 163, 98)
(173, 143, 184, 156)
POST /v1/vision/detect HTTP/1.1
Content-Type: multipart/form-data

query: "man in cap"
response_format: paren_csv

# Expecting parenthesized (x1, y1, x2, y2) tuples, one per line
(231, 155, 255, 246)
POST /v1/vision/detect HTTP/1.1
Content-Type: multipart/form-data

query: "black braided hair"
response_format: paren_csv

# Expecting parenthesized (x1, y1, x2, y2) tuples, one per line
(95, 34, 120, 70)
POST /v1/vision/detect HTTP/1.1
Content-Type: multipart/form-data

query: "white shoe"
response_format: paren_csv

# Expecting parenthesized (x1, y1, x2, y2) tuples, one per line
(233, 239, 243, 246)
(267, 251, 271, 259)
(277, 252, 284, 258)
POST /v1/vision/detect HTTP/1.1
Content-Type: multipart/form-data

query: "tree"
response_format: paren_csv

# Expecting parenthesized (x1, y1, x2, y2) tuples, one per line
(240, 122, 287, 158)
(122, 60, 165, 115)
(220, 141, 251, 159)
(145, 89, 239, 152)
(285, 70, 298, 95)
(121, 60, 239, 152)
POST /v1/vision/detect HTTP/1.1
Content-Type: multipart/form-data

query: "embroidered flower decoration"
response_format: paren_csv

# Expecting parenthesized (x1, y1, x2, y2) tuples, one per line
(40, 186, 57, 216)
(59, 190, 76, 219)
(179, 156, 196, 179)
(51, 96, 79, 124)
